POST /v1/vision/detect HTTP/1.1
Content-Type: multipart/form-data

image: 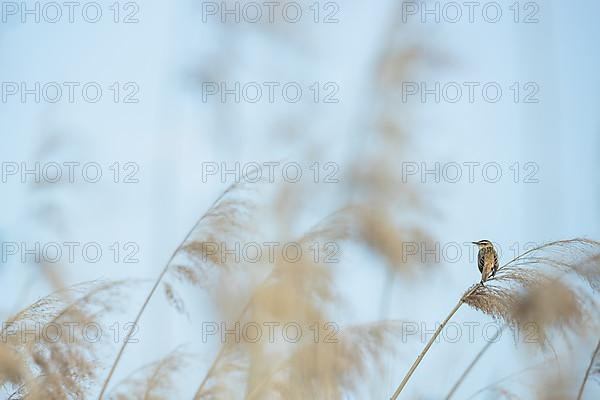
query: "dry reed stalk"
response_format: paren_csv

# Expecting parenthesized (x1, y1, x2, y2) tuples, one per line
(390, 284, 479, 399)
(96, 266, 174, 398)
(193, 339, 249, 400)
(192, 302, 252, 399)
(391, 239, 600, 399)
(577, 337, 600, 400)
(462, 359, 553, 400)
(98, 182, 257, 399)
(107, 347, 190, 399)
(445, 323, 506, 399)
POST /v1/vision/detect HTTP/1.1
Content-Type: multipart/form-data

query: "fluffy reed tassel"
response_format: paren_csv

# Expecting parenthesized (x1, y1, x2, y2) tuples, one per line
(392, 239, 600, 399)
(98, 182, 257, 399)
(192, 342, 248, 400)
(245, 321, 404, 399)
(191, 210, 348, 400)
(464, 239, 600, 347)
(446, 242, 600, 398)
(0, 281, 127, 400)
(107, 348, 190, 399)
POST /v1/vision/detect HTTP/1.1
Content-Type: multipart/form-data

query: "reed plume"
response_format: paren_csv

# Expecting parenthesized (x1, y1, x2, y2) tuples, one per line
(246, 321, 404, 399)
(464, 239, 600, 347)
(187, 180, 429, 399)
(391, 239, 600, 399)
(192, 340, 249, 399)
(446, 242, 600, 398)
(98, 182, 258, 398)
(0, 281, 127, 400)
(107, 348, 190, 400)
(191, 208, 352, 399)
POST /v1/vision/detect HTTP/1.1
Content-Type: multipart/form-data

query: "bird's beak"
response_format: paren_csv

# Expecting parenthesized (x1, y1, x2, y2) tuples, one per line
(471, 242, 478, 245)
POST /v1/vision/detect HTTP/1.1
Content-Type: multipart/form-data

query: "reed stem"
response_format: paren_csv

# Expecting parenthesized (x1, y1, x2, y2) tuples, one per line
(390, 284, 479, 399)
(577, 337, 600, 400)
(97, 192, 227, 399)
(445, 324, 505, 399)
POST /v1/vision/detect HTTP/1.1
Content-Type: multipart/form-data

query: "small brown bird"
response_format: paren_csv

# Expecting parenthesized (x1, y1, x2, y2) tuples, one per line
(472, 240, 498, 284)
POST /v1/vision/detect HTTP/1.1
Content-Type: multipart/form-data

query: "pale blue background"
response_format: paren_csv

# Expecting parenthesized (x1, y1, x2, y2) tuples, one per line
(1, 0, 599, 398)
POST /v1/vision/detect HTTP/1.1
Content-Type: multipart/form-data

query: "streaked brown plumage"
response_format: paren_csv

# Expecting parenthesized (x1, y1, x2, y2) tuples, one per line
(472, 240, 498, 284)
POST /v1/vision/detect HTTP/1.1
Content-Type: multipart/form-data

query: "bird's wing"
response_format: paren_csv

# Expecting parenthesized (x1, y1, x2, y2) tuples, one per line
(492, 250, 499, 277)
(478, 251, 484, 273)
